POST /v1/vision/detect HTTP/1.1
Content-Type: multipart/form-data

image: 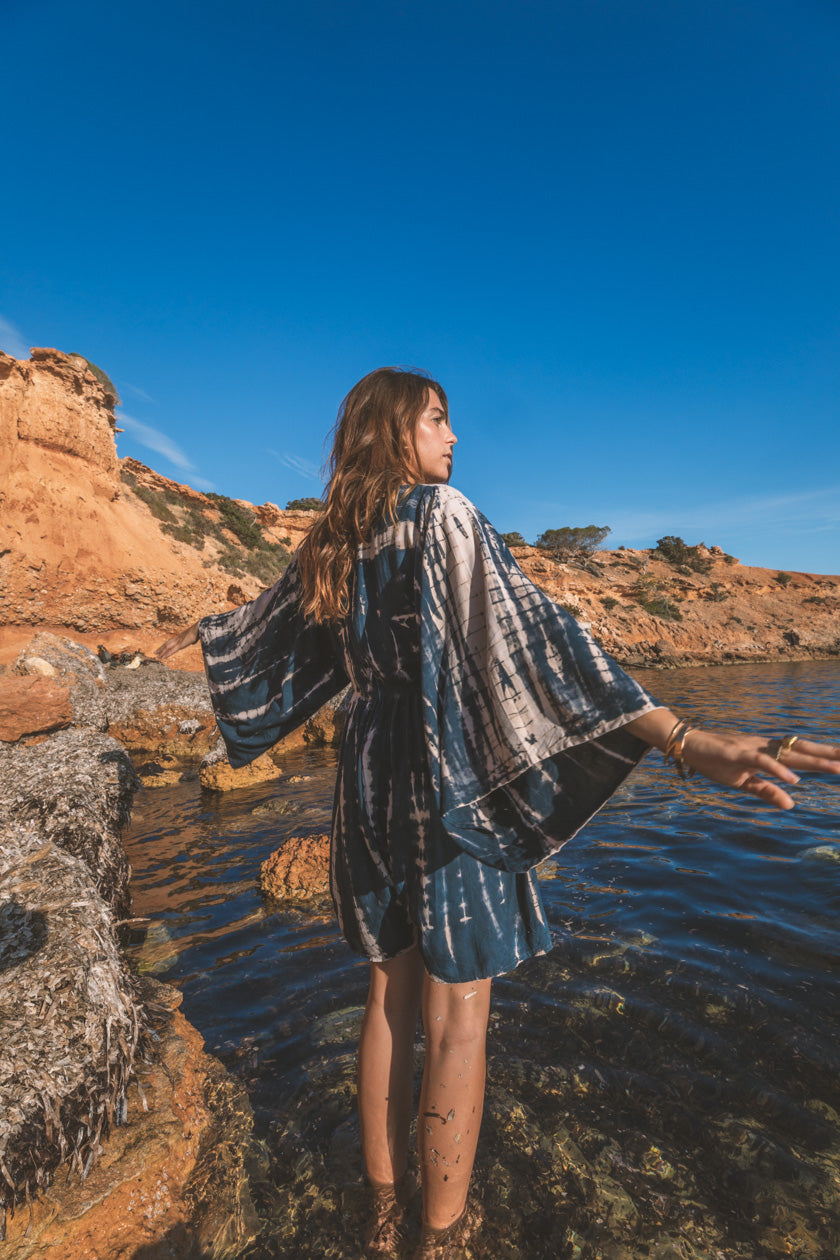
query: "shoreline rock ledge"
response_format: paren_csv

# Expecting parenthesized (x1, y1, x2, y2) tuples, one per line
(0, 726, 261, 1257)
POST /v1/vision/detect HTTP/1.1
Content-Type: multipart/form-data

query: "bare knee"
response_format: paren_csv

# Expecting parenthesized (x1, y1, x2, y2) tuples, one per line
(422, 976, 491, 1056)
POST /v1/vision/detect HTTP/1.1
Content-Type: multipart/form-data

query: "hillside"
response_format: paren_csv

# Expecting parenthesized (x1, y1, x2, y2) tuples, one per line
(1, 346, 838, 672)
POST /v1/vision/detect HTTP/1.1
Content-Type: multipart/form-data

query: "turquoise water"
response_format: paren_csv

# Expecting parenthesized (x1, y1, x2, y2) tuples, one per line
(123, 661, 840, 1259)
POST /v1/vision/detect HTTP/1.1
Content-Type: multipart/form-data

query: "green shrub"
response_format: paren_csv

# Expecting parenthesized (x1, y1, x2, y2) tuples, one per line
(535, 525, 610, 559)
(708, 583, 729, 603)
(206, 493, 263, 549)
(723, 554, 737, 565)
(122, 469, 290, 585)
(776, 572, 793, 586)
(601, 595, 619, 610)
(501, 531, 528, 548)
(286, 497, 325, 512)
(639, 596, 683, 621)
(130, 482, 178, 524)
(161, 520, 207, 550)
(655, 535, 712, 574)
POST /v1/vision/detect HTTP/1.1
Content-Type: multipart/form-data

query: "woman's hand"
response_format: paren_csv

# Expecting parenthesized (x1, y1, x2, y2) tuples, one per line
(155, 621, 201, 662)
(680, 729, 840, 810)
(626, 707, 840, 810)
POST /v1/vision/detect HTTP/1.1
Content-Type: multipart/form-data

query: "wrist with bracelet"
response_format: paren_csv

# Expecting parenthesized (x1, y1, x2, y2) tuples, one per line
(663, 717, 696, 780)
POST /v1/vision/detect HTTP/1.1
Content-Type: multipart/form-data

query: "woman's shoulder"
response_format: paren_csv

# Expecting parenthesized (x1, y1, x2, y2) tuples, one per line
(403, 482, 480, 518)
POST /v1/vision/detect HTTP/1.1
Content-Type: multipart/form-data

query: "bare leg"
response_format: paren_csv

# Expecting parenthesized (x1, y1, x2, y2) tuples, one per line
(419, 973, 492, 1230)
(357, 946, 425, 1184)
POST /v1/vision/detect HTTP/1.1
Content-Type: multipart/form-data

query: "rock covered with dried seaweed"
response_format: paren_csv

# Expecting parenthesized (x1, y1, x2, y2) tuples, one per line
(0, 671, 261, 1254)
(0, 728, 138, 917)
(0, 822, 142, 1235)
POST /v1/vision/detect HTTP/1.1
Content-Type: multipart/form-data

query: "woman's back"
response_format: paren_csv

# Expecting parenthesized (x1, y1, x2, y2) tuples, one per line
(338, 484, 431, 698)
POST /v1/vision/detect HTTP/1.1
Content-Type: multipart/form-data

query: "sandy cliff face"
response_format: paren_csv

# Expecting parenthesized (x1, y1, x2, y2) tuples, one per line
(0, 349, 319, 668)
(1, 346, 838, 671)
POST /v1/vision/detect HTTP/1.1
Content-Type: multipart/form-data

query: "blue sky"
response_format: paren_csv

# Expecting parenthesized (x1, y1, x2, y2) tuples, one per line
(2, 0, 838, 572)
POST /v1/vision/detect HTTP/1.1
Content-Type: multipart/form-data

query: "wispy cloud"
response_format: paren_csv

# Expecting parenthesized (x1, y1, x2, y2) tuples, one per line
(266, 449, 322, 482)
(117, 411, 215, 488)
(0, 315, 30, 361)
(118, 411, 196, 470)
(121, 381, 158, 405)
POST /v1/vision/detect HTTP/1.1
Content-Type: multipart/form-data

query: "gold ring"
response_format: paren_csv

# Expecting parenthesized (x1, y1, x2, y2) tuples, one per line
(774, 735, 799, 761)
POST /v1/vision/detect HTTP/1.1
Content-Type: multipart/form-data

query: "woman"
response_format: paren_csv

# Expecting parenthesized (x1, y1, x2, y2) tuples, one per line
(157, 367, 840, 1259)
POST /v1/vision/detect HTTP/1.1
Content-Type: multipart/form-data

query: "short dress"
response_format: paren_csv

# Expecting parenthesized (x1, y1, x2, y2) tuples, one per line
(198, 483, 658, 983)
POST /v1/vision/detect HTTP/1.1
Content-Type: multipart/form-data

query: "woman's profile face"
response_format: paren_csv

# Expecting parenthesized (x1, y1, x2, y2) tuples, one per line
(412, 389, 457, 483)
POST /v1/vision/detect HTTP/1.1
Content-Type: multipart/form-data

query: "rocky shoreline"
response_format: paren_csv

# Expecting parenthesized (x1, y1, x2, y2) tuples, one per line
(0, 629, 348, 1258)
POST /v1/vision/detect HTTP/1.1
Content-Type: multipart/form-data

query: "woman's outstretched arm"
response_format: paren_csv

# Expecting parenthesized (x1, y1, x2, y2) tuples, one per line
(626, 707, 840, 811)
(155, 622, 200, 660)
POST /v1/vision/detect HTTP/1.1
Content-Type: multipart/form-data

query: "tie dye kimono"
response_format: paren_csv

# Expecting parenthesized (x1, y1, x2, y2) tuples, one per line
(198, 483, 658, 982)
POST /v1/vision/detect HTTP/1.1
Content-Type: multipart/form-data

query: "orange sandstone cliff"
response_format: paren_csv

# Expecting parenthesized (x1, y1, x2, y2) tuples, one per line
(2, 346, 838, 672)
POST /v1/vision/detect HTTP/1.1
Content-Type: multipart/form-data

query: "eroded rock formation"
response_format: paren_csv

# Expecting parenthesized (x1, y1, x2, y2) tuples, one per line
(260, 833, 331, 901)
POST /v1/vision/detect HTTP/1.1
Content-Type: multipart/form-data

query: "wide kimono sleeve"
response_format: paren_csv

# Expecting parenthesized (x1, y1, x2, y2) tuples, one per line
(197, 556, 349, 768)
(418, 485, 660, 873)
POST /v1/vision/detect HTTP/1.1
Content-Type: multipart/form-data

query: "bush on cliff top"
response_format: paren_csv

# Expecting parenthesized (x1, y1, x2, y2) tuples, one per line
(286, 497, 325, 512)
(655, 535, 713, 575)
(535, 525, 611, 559)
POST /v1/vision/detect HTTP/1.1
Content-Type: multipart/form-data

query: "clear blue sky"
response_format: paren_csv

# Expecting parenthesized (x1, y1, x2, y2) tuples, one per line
(2, 0, 838, 572)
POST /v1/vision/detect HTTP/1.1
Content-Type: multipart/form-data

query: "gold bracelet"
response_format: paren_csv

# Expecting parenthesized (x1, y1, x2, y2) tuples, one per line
(671, 724, 695, 780)
(663, 718, 695, 779)
(664, 718, 688, 762)
(664, 720, 685, 756)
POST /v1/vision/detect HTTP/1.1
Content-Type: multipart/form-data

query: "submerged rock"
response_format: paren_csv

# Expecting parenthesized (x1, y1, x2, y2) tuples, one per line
(251, 797, 301, 816)
(260, 833, 331, 900)
(801, 843, 840, 864)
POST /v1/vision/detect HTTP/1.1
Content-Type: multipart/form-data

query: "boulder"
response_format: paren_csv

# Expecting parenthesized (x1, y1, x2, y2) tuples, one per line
(259, 833, 331, 900)
(14, 632, 107, 730)
(199, 750, 282, 791)
(0, 675, 72, 741)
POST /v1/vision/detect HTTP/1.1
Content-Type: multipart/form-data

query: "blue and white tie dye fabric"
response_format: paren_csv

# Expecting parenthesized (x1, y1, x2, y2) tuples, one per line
(198, 482, 658, 982)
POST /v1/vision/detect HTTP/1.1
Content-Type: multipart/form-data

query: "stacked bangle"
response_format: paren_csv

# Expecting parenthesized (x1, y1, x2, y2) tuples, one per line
(664, 718, 695, 780)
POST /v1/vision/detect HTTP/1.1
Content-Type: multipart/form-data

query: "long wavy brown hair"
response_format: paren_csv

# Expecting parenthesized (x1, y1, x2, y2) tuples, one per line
(297, 366, 448, 623)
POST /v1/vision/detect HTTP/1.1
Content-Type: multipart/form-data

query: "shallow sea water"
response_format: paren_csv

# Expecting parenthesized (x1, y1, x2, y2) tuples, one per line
(123, 661, 840, 1259)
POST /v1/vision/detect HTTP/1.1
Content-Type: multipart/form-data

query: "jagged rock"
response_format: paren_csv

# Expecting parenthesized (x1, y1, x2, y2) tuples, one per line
(303, 699, 348, 747)
(259, 833, 331, 900)
(199, 750, 282, 791)
(14, 632, 107, 730)
(0, 728, 138, 916)
(0, 675, 72, 741)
